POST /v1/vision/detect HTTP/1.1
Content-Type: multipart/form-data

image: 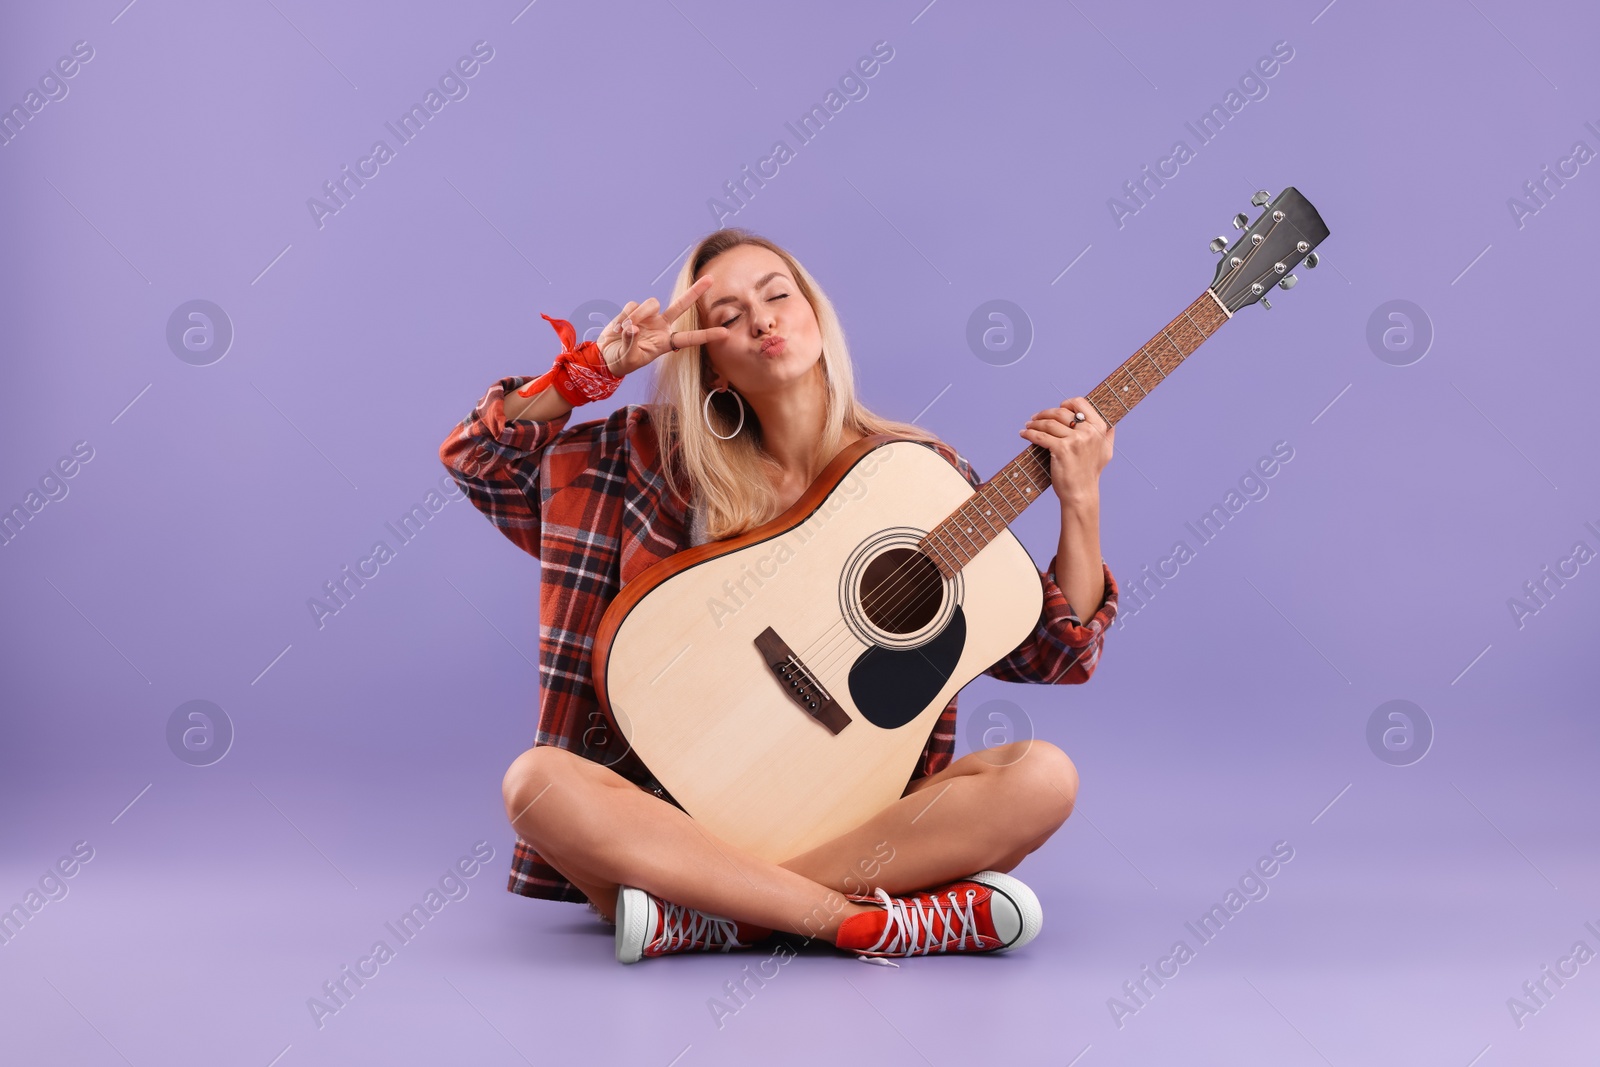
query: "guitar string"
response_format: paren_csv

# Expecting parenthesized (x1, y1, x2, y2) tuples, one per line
(786, 292, 1233, 695)
(792, 334, 1189, 701)
(793, 447, 1081, 694)
(792, 448, 1056, 695)
(791, 289, 1222, 680)
(792, 285, 1234, 680)
(769, 226, 1294, 707)
(650, 230, 1302, 744)
(801, 262, 1285, 693)
(776, 445, 1052, 705)
(792, 347, 1145, 688)
(795, 267, 1276, 689)
(1220, 215, 1287, 311)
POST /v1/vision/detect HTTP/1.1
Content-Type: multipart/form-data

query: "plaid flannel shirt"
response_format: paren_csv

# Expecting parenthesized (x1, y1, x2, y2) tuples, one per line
(439, 377, 1119, 904)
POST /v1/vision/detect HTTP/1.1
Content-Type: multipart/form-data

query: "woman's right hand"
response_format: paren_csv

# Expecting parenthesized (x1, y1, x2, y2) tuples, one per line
(596, 274, 730, 376)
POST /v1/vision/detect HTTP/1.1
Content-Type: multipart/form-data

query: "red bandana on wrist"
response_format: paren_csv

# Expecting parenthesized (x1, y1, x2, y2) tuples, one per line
(516, 314, 624, 405)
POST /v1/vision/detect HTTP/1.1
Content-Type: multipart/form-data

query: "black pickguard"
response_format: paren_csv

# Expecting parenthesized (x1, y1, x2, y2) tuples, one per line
(847, 606, 967, 730)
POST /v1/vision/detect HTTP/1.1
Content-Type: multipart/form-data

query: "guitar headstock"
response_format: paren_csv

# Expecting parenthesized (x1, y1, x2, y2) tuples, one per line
(1208, 187, 1330, 312)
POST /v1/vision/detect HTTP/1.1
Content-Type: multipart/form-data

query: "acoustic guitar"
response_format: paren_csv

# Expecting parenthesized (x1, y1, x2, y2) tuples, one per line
(591, 187, 1330, 862)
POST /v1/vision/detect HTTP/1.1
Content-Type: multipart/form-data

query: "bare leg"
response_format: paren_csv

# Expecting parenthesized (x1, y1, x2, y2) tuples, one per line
(780, 739, 1079, 896)
(502, 739, 1078, 942)
(545, 853, 622, 924)
(502, 746, 873, 941)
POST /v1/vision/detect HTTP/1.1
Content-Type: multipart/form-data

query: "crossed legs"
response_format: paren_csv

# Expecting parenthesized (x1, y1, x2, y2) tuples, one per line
(502, 739, 1079, 943)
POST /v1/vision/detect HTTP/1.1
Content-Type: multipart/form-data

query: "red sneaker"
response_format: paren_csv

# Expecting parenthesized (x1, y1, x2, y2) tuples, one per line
(614, 886, 772, 964)
(834, 870, 1043, 958)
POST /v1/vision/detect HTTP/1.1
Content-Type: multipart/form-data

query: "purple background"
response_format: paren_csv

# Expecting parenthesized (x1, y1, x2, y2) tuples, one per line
(3, 0, 1597, 1063)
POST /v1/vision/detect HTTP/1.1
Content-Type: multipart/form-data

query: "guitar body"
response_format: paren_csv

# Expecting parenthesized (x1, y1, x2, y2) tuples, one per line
(592, 185, 1330, 865)
(591, 436, 1044, 862)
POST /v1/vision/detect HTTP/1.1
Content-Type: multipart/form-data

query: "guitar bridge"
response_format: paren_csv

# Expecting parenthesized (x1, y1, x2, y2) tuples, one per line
(753, 626, 851, 735)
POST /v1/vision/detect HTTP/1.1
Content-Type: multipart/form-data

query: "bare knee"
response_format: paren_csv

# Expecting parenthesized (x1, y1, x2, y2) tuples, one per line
(502, 746, 582, 832)
(994, 740, 1079, 834)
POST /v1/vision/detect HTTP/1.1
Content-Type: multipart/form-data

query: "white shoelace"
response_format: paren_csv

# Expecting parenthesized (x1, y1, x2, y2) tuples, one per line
(858, 885, 981, 956)
(652, 898, 744, 954)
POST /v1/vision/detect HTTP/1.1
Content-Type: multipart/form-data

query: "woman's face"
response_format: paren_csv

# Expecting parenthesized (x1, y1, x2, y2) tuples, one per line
(694, 244, 823, 395)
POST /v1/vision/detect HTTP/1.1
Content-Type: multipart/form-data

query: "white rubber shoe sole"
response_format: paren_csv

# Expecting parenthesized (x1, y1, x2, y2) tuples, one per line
(615, 885, 654, 964)
(967, 870, 1044, 951)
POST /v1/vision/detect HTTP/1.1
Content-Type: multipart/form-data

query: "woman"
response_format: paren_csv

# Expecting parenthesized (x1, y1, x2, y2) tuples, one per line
(439, 228, 1118, 963)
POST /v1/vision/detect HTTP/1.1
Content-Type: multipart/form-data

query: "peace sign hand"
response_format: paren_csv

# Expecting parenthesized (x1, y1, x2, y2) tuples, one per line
(596, 274, 730, 377)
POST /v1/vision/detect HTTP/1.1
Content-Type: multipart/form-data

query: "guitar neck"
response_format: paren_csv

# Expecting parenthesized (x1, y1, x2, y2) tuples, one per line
(921, 288, 1232, 578)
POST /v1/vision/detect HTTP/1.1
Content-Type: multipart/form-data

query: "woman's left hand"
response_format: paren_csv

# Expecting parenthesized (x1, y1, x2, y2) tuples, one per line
(1020, 398, 1113, 509)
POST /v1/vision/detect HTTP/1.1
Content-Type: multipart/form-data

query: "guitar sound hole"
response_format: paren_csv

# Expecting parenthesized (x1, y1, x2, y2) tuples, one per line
(859, 548, 943, 635)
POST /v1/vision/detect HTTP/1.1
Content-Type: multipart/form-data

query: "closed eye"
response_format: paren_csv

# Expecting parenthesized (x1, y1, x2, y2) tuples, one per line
(719, 292, 788, 327)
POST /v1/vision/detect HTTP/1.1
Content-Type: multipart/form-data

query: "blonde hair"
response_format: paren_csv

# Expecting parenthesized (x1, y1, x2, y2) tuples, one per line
(649, 228, 948, 542)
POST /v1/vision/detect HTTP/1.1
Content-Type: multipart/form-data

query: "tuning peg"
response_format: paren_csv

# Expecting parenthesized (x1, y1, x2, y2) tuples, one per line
(1260, 297, 1272, 310)
(1231, 213, 1249, 230)
(1209, 236, 1229, 253)
(1304, 252, 1319, 268)
(1250, 190, 1272, 207)
(1279, 274, 1298, 290)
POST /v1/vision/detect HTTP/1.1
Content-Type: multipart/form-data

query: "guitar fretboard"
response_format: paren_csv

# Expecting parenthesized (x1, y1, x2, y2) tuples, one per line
(921, 289, 1231, 578)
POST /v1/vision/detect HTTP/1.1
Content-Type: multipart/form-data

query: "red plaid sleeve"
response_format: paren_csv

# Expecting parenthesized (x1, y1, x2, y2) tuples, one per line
(438, 376, 575, 559)
(984, 555, 1118, 684)
(923, 441, 1118, 685)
